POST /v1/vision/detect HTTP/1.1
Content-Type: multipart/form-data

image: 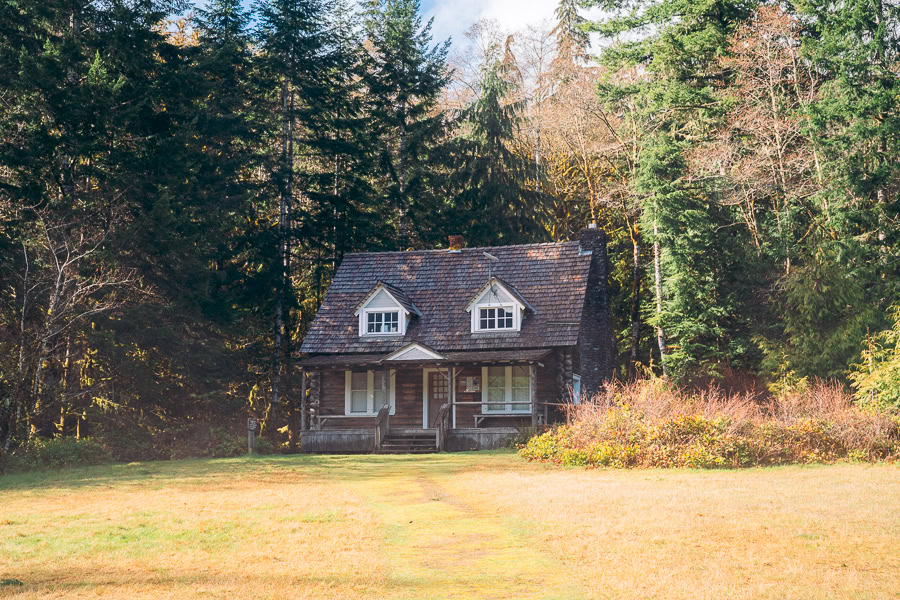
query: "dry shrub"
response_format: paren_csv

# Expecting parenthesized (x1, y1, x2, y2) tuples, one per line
(521, 379, 900, 468)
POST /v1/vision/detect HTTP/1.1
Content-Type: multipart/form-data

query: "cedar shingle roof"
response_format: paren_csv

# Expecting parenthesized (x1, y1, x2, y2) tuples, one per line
(300, 241, 591, 354)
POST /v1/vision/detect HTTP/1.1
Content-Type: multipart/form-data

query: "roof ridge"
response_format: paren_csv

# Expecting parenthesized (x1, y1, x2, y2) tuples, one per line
(342, 240, 579, 258)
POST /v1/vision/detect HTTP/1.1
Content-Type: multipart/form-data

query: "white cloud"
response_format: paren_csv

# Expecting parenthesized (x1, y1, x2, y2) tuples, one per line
(422, 0, 558, 48)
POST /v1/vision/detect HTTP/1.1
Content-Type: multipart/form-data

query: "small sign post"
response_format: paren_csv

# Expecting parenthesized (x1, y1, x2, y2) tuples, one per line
(247, 418, 258, 455)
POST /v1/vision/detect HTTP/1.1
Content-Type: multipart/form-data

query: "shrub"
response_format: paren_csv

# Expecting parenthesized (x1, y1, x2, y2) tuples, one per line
(7, 437, 112, 472)
(251, 436, 275, 455)
(850, 304, 900, 409)
(520, 379, 900, 469)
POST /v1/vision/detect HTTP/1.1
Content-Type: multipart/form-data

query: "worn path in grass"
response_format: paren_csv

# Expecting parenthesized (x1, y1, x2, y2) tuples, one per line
(339, 457, 584, 599)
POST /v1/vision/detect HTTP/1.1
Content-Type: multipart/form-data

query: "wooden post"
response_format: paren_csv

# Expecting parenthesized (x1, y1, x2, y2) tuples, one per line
(530, 364, 538, 426)
(247, 418, 258, 455)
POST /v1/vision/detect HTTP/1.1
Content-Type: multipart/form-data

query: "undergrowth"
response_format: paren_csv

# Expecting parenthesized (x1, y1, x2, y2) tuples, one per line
(520, 379, 900, 468)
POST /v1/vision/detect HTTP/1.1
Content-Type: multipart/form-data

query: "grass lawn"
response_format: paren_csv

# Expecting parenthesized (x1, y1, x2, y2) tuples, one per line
(1, 452, 899, 599)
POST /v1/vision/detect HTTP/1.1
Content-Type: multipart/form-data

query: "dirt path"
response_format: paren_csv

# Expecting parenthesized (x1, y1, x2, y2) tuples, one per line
(345, 462, 585, 600)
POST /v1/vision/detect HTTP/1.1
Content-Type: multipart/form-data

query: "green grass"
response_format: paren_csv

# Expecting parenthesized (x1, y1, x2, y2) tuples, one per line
(1, 452, 899, 599)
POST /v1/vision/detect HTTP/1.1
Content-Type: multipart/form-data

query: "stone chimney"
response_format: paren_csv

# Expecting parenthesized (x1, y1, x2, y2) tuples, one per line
(579, 222, 603, 255)
(577, 224, 615, 396)
(448, 234, 465, 251)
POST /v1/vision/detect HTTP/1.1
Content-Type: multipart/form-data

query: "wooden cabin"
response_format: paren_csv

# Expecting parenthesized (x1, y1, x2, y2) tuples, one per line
(298, 227, 614, 452)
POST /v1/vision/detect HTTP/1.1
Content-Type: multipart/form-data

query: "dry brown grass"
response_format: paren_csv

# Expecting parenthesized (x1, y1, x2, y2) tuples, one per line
(547, 379, 900, 465)
(2, 453, 899, 599)
(577, 378, 895, 427)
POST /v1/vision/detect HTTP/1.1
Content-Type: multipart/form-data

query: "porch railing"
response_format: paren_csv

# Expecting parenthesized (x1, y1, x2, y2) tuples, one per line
(373, 404, 391, 452)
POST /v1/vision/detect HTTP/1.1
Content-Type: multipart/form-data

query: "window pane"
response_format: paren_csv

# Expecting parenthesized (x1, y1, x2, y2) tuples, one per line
(385, 313, 398, 332)
(486, 366, 505, 411)
(373, 371, 386, 390)
(487, 366, 505, 389)
(351, 371, 367, 390)
(487, 387, 505, 411)
(511, 366, 529, 387)
(367, 311, 381, 333)
(511, 386, 529, 411)
(350, 390, 367, 412)
(374, 390, 386, 409)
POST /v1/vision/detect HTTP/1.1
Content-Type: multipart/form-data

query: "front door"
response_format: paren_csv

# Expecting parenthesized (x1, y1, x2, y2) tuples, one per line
(427, 370, 448, 428)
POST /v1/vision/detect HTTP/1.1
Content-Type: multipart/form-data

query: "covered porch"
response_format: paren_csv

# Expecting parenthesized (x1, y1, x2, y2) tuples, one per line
(297, 348, 561, 453)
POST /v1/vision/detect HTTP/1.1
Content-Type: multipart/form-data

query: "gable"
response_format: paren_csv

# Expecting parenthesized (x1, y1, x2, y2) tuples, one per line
(385, 343, 444, 361)
(473, 284, 514, 306)
(366, 289, 400, 310)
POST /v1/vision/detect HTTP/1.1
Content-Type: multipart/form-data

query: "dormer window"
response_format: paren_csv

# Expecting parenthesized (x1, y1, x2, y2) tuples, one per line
(465, 277, 534, 334)
(478, 306, 514, 330)
(366, 310, 399, 334)
(354, 281, 421, 337)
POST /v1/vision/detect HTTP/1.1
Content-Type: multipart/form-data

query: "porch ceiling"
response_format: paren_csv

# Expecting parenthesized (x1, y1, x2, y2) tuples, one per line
(299, 348, 552, 369)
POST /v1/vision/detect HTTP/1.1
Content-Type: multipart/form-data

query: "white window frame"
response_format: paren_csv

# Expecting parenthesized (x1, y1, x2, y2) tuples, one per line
(355, 284, 417, 338)
(572, 374, 582, 405)
(474, 304, 517, 332)
(465, 279, 527, 334)
(344, 370, 396, 415)
(362, 308, 402, 336)
(481, 366, 531, 414)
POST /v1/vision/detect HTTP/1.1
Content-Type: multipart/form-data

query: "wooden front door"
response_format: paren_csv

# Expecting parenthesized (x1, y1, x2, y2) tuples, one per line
(427, 371, 448, 428)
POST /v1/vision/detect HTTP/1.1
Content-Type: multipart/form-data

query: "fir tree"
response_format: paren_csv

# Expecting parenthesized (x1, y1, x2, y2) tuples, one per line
(255, 0, 331, 418)
(362, 0, 451, 248)
(586, 0, 758, 379)
(450, 58, 550, 246)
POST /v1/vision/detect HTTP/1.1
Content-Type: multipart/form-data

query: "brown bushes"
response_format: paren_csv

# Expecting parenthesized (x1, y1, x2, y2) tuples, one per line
(520, 379, 900, 468)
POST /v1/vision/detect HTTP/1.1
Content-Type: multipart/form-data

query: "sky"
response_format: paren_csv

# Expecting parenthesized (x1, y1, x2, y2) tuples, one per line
(420, 0, 560, 48)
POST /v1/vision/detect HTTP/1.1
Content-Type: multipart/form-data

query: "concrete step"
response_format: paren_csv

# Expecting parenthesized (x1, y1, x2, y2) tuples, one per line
(380, 442, 437, 449)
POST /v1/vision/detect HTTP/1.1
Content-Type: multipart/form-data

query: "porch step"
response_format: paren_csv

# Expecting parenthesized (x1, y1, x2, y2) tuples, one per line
(379, 432, 438, 454)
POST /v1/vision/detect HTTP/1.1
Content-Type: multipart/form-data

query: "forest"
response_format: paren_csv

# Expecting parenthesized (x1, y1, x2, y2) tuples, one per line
(0, 0, 897, 464)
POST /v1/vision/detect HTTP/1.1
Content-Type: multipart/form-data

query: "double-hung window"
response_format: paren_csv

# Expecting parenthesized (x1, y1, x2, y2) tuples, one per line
(482, 366, 531, 414)
(344, 370, 395, 415)
(478, 306, 514, 330)
(365, 310, 399, 334)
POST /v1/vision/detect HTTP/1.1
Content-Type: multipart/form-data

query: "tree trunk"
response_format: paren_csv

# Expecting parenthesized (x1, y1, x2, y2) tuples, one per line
(652, 212, 669, 377)
(628, 223, 642, 379)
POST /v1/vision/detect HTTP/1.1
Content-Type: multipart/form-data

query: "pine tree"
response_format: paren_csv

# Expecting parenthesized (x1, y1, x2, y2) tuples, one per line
(764, 0, 900, 380)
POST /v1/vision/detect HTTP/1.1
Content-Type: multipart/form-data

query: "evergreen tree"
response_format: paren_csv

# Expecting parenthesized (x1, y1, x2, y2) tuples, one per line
(553, 0, 589, 63)
(450, 58, 550, 246)
(766, 0, 900, 379)
(586, 0, 758, 379)
(301, 0, 381, 284)
(254, 0, 332, 430)
(362, 0, 451, 248)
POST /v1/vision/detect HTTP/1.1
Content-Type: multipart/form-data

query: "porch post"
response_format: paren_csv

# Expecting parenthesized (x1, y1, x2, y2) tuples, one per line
(451, 367, 457, 429)
(530, 364, 538, 426)
(310, 369, 321, 430)
(300, 370, 308, 431)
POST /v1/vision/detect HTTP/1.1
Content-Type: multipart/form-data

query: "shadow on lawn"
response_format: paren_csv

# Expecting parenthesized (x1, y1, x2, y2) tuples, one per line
(0, 451, 520, 492)
(9, 564, 394, 596)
